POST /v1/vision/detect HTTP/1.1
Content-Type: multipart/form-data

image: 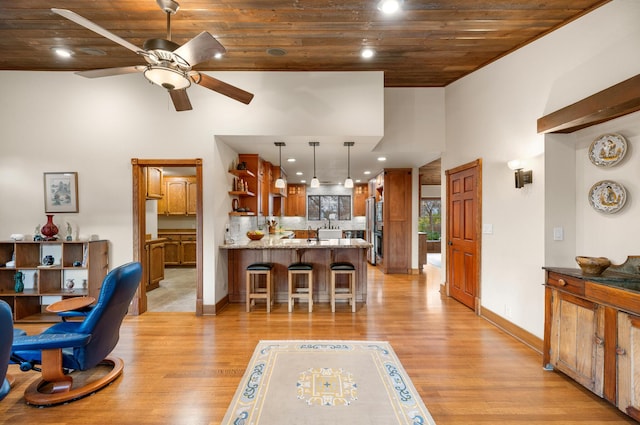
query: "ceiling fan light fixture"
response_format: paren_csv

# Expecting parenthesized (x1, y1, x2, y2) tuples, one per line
(144, 66, 191, 90)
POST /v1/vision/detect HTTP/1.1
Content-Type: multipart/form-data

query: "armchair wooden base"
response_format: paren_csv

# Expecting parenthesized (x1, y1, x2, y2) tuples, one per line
(24, 355, 124, 406)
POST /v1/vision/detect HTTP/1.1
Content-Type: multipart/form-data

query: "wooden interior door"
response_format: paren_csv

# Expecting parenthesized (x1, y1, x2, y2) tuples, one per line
(446, 159, 481, 310)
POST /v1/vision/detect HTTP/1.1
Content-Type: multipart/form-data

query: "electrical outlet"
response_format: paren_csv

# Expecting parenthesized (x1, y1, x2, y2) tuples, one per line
(504, 305, 512, 318)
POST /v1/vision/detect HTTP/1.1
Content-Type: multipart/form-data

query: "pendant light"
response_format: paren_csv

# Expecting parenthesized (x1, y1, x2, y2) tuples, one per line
(309, 141, 320, 188)
(274, 142, 286, 189)
(344, 141, 354, 188)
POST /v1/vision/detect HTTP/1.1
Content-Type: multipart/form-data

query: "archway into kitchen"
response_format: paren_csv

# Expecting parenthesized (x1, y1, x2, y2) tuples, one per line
(131, 158, 203, 315)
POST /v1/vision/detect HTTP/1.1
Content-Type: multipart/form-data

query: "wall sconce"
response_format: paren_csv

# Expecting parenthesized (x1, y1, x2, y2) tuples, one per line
(507, 160, 533, 189)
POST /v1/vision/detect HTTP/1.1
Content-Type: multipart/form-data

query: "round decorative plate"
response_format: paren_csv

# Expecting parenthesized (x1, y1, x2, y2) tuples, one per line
(589, 133, 627, 167)
(588, 180, 627, 214)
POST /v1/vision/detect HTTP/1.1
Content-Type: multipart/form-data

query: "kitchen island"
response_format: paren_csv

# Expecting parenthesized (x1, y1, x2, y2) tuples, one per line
(221, 234, 372, 305)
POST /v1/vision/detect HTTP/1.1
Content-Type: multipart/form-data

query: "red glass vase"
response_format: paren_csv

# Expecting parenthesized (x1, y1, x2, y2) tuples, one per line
(41, 214, 59, 240)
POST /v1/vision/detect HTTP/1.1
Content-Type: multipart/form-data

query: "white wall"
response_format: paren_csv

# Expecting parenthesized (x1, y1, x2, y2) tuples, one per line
(0, 71, 384, 307)
(444, 0, 640, 337)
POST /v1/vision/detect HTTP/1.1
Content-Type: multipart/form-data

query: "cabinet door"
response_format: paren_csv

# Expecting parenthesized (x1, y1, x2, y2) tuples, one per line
(146, 167, 163, 199)
(187, 178, 197, 215)
(166, 180, 187, 215)
(617, 312, 640, 420)
(353, 183, 368, 216)
(550, 290, 604, 396)
(181, 235, 197, 265)
(148, 243, 165, 287)
(163, 237, 181, 265)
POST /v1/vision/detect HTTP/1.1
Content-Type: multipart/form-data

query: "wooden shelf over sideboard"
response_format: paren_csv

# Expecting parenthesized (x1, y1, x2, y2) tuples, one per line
(537, 74, 640, 134)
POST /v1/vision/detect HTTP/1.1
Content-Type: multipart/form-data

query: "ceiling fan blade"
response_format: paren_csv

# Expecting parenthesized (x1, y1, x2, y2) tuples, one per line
(173, 32, 226, 66)
(169, 89, 193, 111)
(76, 66, 145, 79)
(51, 8, 143, 54)
(192, 73, 254, 105)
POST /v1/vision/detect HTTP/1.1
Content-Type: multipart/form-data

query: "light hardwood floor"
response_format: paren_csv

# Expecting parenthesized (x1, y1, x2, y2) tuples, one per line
(2, 264, 635, 424)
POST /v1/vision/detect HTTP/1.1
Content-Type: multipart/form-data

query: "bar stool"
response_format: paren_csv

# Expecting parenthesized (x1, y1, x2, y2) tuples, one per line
(330, 262, 356, 313)
(288, 262, 314, 312)
(246, 262, 274, 312)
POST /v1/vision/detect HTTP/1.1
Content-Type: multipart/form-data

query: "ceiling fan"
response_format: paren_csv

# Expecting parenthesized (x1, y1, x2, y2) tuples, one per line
(51, 0, 254, 111)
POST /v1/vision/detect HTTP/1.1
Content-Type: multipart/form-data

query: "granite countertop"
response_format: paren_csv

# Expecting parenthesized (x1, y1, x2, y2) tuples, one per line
(544, 266, 640, 293)
(221, 233, 372, 249)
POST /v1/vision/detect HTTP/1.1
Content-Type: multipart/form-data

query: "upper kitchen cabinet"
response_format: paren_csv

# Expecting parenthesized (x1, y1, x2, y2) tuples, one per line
(158, 176, 197, 216)
(353, 183, 368, 217)
(145, 167, 163, 199)
(285, 184, 306, 217)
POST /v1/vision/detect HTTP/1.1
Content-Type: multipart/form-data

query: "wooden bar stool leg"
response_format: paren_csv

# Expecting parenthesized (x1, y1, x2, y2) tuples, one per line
(266, 271, 272, 313)
(331, 270, 336, 313)
(288, 270, 294, 313)
(308, 272, 313, 313)
(350, 270, 356, 313)
(246, 270, 251, 313)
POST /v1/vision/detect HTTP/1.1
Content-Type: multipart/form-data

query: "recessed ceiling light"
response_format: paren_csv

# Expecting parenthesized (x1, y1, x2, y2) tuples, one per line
(377, 0, 402, 14)
(300, 179, 307, 183)
(377, 156, 387, 161)
(355, 179, 361, 183)
(296, 171, 303, 176)
(287, 158, 296, 162)
(214, 52, 223, 59)
(361, 48, 375, 59)
(364, 171, 371, 175)
(52, 47, 72, 58)
(266, 47, 287, 56)
(78, 47, 106, 56)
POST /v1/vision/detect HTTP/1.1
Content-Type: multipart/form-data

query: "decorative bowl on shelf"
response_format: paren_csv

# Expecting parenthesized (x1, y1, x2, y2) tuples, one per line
(246, 231, 265, 241)
(575, 256, 611, 276)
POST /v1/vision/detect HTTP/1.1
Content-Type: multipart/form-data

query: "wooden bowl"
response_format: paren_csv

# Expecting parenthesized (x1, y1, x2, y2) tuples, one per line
(246, 232, 265, 241)
(575, 256, 611, 276)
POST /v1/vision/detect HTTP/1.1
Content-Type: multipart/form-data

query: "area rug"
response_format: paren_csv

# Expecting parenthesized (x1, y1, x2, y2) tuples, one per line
(221, 340, 436, 424)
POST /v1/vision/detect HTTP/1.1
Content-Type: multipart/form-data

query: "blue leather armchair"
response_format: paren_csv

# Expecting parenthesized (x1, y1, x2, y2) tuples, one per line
(0, 300, 13, 401)
(11, 261, 142, 406)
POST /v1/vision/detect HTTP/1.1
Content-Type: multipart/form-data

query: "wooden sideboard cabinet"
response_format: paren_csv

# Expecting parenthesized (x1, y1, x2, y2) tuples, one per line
(0, 240, 108, 322)
(544, 267, 640, 421)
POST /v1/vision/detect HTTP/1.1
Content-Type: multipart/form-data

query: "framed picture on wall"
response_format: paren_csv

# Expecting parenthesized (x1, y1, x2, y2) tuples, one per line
(44, 172, 79, 213)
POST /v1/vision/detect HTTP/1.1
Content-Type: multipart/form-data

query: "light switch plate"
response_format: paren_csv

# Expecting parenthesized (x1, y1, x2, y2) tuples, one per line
(553, 227, 564, 241)
(482, 224, 493, 234)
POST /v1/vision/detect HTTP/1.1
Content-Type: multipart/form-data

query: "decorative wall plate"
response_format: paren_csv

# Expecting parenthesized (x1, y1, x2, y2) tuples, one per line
(588, 180, 627, 214)
(589, 133, 627, 167)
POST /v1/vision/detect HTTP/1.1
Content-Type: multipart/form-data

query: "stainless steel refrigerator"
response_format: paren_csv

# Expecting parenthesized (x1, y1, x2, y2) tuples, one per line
(365, 196, 376, 265)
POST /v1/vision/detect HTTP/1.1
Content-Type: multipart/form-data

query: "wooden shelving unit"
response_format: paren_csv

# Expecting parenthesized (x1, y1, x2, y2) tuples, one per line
(0, 240, 108, 322)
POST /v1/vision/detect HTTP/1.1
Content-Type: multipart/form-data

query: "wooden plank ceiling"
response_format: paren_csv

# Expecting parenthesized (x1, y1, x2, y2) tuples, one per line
(0, 0, 609, 87)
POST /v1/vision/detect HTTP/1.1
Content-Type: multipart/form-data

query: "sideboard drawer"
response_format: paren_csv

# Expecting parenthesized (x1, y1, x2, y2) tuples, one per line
(547, 271, 585, 296)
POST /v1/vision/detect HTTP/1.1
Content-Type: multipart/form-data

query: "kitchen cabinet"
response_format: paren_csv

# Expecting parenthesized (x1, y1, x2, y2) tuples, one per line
(145, 167, 163, 199)
(145, 239, 165, 291)
(549, 289, 604, 396)
(353, 183, 368, 217)
(381, 169, 412, 274)
(285, 184, 306, 217)
(232, 154, 261, 216)
(261, 159, 271, 216)
(0, 240, 108, 322)
(229, 168, 256, 216)
(616, 311, 640, 419)
(158, 231, 196, 267)
(543, 267, 640, 421)
(158, 176, 197, 216)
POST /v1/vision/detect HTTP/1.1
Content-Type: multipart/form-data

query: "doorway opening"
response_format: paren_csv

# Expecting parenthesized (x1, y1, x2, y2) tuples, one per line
(130, 158, 203, 316)
(418, 158, 442, 274)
